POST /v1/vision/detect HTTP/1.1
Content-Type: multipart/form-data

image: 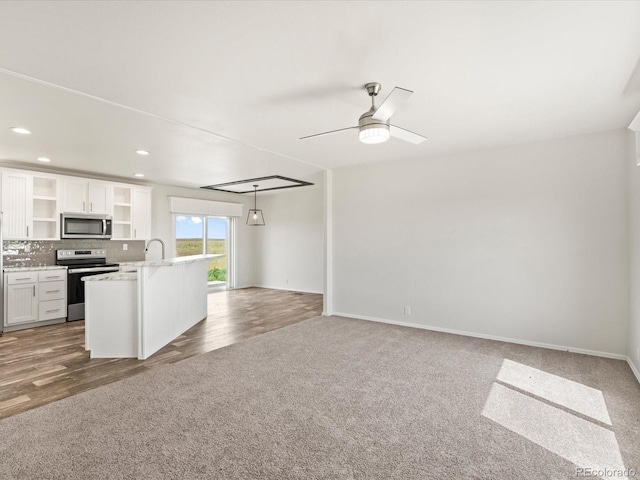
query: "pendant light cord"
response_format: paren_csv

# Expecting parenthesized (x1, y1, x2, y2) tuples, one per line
(253, 185, 258, 210)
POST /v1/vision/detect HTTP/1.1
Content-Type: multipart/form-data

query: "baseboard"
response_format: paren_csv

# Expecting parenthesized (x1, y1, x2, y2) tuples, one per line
(252, 284, 323, 295)
(3, 317, 66, 332)
(627, 357, 640, 384)
(332, 311, 628, 361)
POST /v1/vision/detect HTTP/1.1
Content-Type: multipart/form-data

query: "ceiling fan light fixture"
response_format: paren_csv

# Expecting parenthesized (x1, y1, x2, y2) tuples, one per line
(359, 125, 390, 144)
(300, 81, 426, 145)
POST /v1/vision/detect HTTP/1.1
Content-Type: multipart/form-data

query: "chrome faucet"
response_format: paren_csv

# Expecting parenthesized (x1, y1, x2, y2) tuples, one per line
(144, 238, 165, 259)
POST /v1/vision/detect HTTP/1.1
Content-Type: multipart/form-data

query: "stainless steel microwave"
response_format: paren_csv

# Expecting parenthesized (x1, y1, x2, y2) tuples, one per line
(61, 213, 112, 239)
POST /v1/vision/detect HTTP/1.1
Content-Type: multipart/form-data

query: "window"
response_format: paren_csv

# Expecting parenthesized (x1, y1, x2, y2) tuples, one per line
(175, 215, 231, 289)
(175, 215, 204, 257)
(206, 217, 227, 284)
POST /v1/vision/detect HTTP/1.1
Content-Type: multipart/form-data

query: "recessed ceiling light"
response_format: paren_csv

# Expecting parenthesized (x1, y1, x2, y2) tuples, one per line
(10, 127, 31, 135)
(133, 173, 145, 177)
(135, 150, 150, 156)
(37, 157, 51, 163)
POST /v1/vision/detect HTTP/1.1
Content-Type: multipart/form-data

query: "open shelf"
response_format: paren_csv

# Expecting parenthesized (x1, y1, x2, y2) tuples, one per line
(112, 186, 133, 238)
(112, 223, 131, 239)
(113, 205, 132, 223)
(33, 198, 57, 219)
(31, 176, 59, 239)
(113, 186, 132, 205)
(33, 176, 57, 198)
(32, 220, 58, 239)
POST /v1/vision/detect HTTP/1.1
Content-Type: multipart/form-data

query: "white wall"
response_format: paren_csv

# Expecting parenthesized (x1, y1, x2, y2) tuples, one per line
(628, 130, 640, 377)
(149, 184, 255, 289)
(331, 129, 630, 357)
(252, 171, 325, 293)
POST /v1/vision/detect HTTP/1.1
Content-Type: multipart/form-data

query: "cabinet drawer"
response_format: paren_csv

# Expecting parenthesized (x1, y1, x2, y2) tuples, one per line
(6, 271, 38, 285)
(38, 270, 66, 282)
(39, 299, 66, 321)
(38, 281, 66, 301)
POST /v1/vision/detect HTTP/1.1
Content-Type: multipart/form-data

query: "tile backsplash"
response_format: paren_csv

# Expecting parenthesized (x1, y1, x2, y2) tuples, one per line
(2, 240, 146, 268)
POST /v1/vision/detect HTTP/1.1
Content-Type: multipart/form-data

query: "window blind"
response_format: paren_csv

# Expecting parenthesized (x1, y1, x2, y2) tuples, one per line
(168, 196, 243, 217)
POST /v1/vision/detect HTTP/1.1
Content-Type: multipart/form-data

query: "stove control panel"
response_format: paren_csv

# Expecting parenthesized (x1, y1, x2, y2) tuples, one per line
(56, 249, 107, 260)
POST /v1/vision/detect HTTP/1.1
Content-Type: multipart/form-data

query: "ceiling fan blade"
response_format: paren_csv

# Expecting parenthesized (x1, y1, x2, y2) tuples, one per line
(300, 126, 358, 140)
(390, 125, 427, 144)
(372, 87, 413, 121)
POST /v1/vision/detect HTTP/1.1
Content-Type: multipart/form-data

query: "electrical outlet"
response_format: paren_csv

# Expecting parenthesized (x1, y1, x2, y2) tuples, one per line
(123, 244, 128, 251)
(24, 244, 30, 253)
(404, 306, 411, 315)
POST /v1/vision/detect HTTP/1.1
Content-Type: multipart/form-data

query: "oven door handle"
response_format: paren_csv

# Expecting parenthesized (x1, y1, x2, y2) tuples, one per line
(68, 267, 120, 274)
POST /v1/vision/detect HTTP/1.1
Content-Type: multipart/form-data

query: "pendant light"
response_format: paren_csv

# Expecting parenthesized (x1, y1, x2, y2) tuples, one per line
(246, 185, 265, 226)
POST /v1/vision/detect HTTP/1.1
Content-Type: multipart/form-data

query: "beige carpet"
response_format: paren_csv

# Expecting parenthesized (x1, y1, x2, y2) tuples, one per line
(0, 316, 638, 479)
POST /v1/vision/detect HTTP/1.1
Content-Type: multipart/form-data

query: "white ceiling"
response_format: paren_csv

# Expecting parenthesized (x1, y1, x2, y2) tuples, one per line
(0, 1, 639, 189)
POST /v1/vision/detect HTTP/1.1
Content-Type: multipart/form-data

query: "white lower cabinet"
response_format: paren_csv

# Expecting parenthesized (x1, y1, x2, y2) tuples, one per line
(4, 268, 67, 328)
(6, 283, 38, 325)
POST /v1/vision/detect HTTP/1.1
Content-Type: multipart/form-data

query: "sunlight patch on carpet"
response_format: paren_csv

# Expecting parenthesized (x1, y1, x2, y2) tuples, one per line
(496, 359, 611, 425)
(482, 360, 628, 478)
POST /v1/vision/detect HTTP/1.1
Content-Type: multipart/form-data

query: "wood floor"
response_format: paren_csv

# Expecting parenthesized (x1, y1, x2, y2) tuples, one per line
(0, 287, 323, 419)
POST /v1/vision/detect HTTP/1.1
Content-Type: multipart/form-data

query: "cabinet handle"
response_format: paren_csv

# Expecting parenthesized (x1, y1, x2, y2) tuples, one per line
(45, 276, 59, 279)
(33, 285, 36, 296)
(26, 226, 29, 237)
(45, 290, 60, 294)
(90, 202, 93, 212)
(15, 277, 31, 281)
(134, 229, 137, 238)
(83, 201, 86, 211)
(45, 309, 61, 313)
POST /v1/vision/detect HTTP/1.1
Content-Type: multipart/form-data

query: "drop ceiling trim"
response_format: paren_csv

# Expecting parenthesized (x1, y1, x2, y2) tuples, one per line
(201, 175, 314, 194)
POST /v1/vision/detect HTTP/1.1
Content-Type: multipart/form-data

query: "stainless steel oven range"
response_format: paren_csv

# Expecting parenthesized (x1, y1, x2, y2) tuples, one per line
(56, 249, 119, 321)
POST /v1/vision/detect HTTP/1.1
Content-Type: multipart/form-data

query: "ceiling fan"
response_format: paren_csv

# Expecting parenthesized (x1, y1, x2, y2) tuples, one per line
(300, 82, 427, 145)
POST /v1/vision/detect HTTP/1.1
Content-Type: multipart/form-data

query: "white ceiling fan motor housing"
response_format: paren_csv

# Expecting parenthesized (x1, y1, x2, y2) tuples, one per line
(359, 108, 390, 144)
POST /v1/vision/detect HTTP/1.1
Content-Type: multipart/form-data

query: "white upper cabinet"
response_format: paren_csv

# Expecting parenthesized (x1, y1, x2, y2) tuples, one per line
(62, 179, 111, 215)
(62, 179, 87, 214)
(1, 171, 59, 240)
(1, 169, 150, 241)
(132, 187, 152, 240)
(1, 171, 33, 239)
(88, 182, 110, 214)
(111, 185, 152, 240)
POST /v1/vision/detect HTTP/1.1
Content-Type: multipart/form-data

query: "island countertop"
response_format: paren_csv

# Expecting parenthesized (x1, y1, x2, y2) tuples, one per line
(118, 254, 223, 268)
(83, 271, 138, 282)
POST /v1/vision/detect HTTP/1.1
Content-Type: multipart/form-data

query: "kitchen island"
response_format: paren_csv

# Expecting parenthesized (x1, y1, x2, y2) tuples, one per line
(83, 254, 222, 359)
